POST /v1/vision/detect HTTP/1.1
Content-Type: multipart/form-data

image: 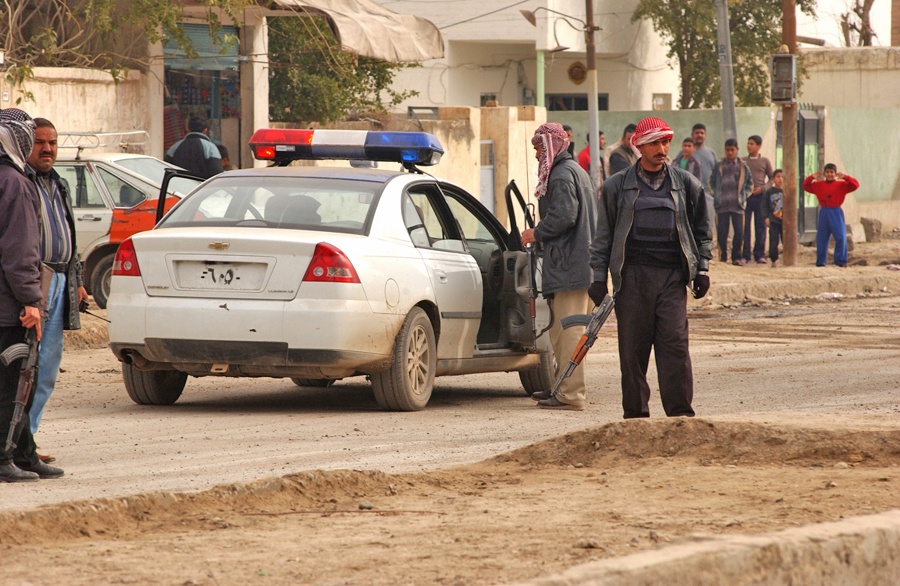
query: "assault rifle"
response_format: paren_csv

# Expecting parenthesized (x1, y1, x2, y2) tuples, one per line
(548, 294, 615, 396)
(2, 263, 52, 452)
(1, 327, 39, 452)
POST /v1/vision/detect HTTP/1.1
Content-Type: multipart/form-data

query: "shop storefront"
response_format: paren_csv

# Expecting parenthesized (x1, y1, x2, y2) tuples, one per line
(163, 23, 241, 168)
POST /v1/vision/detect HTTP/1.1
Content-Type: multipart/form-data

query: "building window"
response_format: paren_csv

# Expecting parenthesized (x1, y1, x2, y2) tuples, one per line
(545, 94, 609, 112)
(652, 94, 672, 110)
(480, 93, 499, 107)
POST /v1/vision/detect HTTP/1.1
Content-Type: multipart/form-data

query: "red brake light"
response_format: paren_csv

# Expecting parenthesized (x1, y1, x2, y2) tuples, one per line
(113, 238, 141, 277)
(302, 243, 360, 283)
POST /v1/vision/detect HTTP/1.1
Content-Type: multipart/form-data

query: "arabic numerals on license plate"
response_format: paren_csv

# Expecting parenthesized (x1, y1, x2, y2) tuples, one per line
(201, 266, 239, 286)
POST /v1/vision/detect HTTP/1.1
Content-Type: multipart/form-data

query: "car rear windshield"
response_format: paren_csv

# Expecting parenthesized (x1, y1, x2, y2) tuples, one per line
(158, 176, 381, 234)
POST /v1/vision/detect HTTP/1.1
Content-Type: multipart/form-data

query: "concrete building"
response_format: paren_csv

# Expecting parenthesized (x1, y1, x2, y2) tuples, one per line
(384, 0, 679, 114)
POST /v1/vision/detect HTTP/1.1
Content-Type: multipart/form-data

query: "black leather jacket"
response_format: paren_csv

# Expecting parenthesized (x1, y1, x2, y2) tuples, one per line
(590, 162, 712, 294)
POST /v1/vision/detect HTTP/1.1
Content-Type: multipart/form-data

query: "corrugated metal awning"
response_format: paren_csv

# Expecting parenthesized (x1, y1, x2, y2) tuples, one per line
(267, 0, 444, 63)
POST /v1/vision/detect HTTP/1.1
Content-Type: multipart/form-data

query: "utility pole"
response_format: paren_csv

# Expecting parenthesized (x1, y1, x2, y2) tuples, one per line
(781, 0, 798, 266)
(714, 0, 738, 141)
(585, 0, 600, 189)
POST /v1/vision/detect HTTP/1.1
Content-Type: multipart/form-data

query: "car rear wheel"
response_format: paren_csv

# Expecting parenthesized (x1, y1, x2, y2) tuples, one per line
(519, 349, 555, 396)
(123, 363, 188, 405)
(291, 378, 336, 388)
(372, 307, 435, 411)
(91, 253, 114, 310)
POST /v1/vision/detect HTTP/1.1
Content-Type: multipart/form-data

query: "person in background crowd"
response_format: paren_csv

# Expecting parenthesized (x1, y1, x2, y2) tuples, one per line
(25, 118, 88, 465)
(675, 137, 701, 180)
(562, 125, 575, 157)
(763, 169, 785, 267)
(217, 144, 234, 171)
(802, 163, 859, 267)
(741, 135, 775, 264)
(0, 108, 64, 482)
(578, 130, 607, 183)
(673, 123, 717, 242)
(709, 138, 752, 265)
(165, 116, 223, 179)
(588, 116, 711, 419)
(608, 123, 638, 176)
(520, 123, 597, 411)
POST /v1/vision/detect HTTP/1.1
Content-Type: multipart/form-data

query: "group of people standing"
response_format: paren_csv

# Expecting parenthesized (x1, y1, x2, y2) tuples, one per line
(523, 117, 710, 418)
(522, 115, 861, 416)
(0, 108, 80, 482)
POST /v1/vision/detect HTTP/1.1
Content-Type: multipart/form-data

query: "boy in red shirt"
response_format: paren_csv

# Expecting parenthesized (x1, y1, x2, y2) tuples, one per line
(801, 163, 859, 267)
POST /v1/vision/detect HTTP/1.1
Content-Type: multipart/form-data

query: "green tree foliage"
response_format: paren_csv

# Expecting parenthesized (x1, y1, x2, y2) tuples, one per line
(632, 0, 815, 108)
(267, 16, 418, 124)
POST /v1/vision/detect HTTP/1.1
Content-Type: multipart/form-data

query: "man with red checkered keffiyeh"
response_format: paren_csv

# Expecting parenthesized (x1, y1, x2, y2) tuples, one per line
(520, 123, 597, 411)
(588, 116, 712, 420)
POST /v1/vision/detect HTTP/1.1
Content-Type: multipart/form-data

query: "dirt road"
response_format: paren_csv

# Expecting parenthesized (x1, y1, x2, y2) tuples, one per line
(1, 242, 899, 585)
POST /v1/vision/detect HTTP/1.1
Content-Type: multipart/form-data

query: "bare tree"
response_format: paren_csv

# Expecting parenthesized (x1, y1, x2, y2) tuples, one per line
(840, 0, 878, 46)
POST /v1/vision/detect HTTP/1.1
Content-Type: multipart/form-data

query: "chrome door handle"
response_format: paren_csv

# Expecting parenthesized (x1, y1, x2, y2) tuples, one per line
(78, 216, 103, 221)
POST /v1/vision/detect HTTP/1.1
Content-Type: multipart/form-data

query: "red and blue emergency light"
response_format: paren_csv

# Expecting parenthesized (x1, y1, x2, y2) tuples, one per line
(248, 129, 444, 167)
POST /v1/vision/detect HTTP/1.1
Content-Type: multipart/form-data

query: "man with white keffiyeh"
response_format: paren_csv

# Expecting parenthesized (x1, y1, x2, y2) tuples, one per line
(520, 123, 597, 411)
(0, 108, 65, 482)
(588, 116, 712, 420)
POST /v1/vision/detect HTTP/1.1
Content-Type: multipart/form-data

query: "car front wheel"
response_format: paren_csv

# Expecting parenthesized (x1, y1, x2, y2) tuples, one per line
(123, 363, 188, 405)
(91, 253, 114, 310)
(371, 307, 435, 411)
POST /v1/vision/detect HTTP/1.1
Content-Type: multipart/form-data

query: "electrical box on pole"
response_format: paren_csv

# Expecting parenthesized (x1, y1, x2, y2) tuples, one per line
(770, 53, 797, 103)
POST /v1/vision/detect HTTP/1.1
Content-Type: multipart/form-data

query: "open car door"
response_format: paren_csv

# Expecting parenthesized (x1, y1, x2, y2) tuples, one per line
(500, 180, 551, 351)
(156, 168, 204, 225)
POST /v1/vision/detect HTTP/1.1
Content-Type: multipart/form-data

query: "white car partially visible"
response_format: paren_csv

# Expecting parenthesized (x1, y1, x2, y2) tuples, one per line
(108, 129, 552, 411)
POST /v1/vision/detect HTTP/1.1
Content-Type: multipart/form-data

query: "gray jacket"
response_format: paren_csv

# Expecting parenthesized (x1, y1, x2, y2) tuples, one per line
(590, 162, 712, 294)
(0, 159, 43, 327)
(534, 152, 597, 296)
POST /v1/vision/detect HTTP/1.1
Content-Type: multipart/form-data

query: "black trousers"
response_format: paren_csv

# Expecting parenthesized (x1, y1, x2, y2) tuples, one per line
(768, 222, 783, 262)
(716, 212, 743, 263)
(0, 326, 38, 466)
(615, 264, 695, 419)
(742, 194, 767, 261)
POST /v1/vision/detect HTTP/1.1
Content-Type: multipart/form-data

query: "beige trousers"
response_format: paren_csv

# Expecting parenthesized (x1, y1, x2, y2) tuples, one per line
(548, 288, 592, 407)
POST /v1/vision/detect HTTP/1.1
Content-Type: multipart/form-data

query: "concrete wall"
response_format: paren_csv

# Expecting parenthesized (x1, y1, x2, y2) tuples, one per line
(799, 48, 900, 109)
(481, 106, 545, 228)
(4, 67, 153, 153)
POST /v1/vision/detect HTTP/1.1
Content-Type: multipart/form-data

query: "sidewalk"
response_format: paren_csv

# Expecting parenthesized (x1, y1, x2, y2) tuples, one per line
(694, 239, 900, 307)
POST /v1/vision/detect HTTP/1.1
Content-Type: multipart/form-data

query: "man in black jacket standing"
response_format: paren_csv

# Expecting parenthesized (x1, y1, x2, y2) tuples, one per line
(26, 118, 88, 462)
(165, 116, 224, 179)
(588, 116, 711, 419)
(521, 123, 597, 411)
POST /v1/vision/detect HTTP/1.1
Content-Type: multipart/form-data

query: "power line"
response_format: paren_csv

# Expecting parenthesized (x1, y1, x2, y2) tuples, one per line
(439, 0, 532, 30)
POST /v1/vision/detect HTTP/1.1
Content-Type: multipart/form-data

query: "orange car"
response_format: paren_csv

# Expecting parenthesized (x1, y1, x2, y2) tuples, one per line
(56, 153, 202, 308)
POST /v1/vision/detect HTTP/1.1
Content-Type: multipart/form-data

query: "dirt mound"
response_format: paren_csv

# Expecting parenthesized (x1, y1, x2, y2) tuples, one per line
(493, 418, 900, 468)
(2, 419, 897, 549)
(64, 309, 109, 350)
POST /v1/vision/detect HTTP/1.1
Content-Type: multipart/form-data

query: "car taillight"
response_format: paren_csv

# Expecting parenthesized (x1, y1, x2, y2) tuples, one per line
(302, 243, 360, 283)
(112, 238, 141, 277)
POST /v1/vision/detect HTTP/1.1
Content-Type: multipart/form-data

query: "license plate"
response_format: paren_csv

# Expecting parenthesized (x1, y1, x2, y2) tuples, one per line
(175, 261, 267, 291)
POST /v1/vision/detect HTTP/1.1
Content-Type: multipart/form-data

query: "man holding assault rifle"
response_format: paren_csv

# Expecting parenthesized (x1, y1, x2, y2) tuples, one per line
(0, 108, 64, 482)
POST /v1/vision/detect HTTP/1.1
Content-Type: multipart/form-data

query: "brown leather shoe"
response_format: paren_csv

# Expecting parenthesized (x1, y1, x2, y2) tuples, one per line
(38, 452, 56, 464)
(530, 390, 552, 401)
(537, 396, 585, 411)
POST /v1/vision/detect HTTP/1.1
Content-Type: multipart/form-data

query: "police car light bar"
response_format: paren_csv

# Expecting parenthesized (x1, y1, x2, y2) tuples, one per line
(249, 129, 444, 167)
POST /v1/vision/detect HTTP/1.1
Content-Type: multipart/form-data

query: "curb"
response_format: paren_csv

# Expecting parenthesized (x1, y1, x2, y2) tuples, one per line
(509, 510, 900, 586)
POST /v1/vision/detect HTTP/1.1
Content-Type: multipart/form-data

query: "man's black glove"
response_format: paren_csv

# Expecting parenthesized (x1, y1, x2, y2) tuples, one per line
(692, 273, 710, 299)
(587, 281, 607, 306)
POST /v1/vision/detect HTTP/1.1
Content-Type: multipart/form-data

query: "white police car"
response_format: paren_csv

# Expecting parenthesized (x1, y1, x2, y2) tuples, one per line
(107, 129, 552, 411)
